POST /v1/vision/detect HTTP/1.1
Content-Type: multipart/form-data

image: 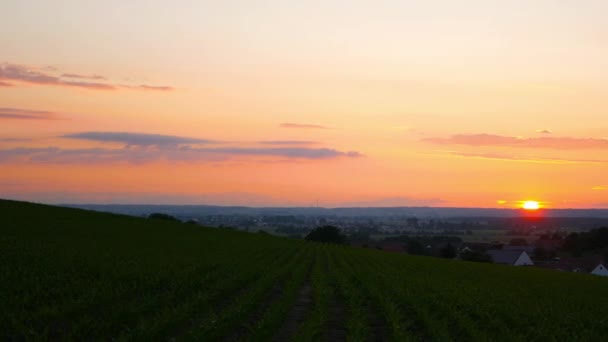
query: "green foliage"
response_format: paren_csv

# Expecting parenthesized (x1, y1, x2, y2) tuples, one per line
(563, 227, 608, 256)
(305, 225, 346, 244)
(2, 199, 608, 341)
(148, 212, 180, 221)
(460, 250, 492, 263)
(407, 239, 427, 255)
(440, 243, 457, 259)
(509, 238, 529, 246)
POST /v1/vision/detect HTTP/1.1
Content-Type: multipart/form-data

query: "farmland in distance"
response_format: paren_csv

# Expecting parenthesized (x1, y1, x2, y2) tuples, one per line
(2, 199, 608, 341)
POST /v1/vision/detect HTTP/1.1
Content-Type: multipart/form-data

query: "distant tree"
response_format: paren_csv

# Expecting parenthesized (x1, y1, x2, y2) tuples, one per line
(148, 213, 179, 222)
(509, 238, 528, 246)
(305, 225, 346, 244)
(534, 247, 547, 260)
(406, 240, 426, 255)
(562, 227, 608, 257)
(440, 243, 457, 259)
(460, 250, 492, 263)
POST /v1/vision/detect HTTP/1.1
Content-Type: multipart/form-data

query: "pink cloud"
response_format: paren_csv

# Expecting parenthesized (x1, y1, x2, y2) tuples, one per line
(0, 63, 115, 90)
(0, 131, 363, 164)
(122, 84, 175, 92)
(60, 73, 106, 80)
(0, 63, 173, 92)
(446, 151, 608, 164)
(280, 123, 328, 129)
(0, 107, 59, 120)
(425, 133, 608, 149)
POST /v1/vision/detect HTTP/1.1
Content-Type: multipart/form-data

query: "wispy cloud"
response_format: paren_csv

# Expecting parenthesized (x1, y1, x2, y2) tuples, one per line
(183, 146, 362, 159)
(0, 107, 58, 120)
(424, 133, 608, 149)
(122, 85, 174, 92)
(0, 131, 362, 163)
(0, 138, 31, 142)
(592, 186, 608, 190)
(0, 63, 115, 90)
(0, 146, 361, 164)
(0, 81, 13, 87)
(445, 151, 608, 164)
(258, 140, 318, 145)
(0, 63, 173, 92)
(536, 129, 552, 134)
(280, 123, 328, 129)
(60, 73, 106, 80)
(62, 132, 213, 146)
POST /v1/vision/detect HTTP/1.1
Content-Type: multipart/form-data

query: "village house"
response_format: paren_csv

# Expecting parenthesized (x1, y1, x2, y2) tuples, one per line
(591, 264, 608, 277)
(487, 250, 534, 266)
(536, 256, 604, 274)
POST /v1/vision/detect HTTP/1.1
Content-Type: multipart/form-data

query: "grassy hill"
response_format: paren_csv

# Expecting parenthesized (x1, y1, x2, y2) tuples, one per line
(2, 199, 608, 341)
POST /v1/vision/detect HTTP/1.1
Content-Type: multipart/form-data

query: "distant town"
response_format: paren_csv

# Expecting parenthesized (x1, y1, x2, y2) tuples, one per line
(68, 204, 608, 276)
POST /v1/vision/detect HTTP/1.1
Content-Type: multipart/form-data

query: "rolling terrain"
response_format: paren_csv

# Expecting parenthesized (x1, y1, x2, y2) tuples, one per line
(2, 199, 608, 341)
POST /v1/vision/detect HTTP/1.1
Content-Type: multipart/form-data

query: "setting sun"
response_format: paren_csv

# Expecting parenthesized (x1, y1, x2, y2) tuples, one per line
(522, 201, 540, 210)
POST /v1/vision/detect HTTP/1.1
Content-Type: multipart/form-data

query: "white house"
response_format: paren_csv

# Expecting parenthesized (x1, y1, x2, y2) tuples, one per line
(487, 250, 534, 266)
(591, 264, 608, 277)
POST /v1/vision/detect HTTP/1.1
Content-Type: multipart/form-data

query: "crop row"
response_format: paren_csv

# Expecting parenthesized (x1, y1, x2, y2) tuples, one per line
(3, 201, 608, 340)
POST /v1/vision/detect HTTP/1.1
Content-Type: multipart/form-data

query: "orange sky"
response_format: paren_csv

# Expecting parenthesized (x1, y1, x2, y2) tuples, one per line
(1, 1, 607, 208)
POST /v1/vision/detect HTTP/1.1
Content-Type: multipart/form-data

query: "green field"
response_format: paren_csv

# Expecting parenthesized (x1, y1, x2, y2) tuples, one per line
(2, 199, 608, 341)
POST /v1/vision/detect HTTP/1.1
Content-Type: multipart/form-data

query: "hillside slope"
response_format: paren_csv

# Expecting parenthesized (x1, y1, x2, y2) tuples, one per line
(2, 199, 607, 340)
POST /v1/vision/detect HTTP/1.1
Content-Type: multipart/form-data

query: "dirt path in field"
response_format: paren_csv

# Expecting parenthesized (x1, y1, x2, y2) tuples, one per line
(272, 280, 313, 341)
(324, 290, 347, 341)
(223, 282, 284, 341)
(167, 273, 263, 341)
(367, 303, 389, 342)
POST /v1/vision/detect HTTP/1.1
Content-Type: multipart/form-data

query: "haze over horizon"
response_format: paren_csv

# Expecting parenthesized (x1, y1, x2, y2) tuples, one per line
(2, 1, 608, 208)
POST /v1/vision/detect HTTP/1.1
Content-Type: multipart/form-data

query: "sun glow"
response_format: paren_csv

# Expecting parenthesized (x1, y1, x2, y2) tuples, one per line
(522, 201, 540, 210)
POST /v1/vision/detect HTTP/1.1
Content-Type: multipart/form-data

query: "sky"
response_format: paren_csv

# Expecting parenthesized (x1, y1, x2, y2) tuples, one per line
(1, 0, 607, 208)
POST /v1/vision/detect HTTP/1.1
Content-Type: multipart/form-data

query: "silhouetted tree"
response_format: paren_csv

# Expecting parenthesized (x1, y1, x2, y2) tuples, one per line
(460, 250, 492, 263)
(562, 227, 608, 257)
(509, 238, 528, 246)
(441, 243, 457, 259)
(305, 225, 346, 244)
(148, 213, 179, 222)
(406, 240, 426, 255)
(534, 247, 547, 260)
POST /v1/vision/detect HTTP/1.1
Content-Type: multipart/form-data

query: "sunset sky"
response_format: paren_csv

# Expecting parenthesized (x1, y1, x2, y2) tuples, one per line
(1, 0, 607, 208)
